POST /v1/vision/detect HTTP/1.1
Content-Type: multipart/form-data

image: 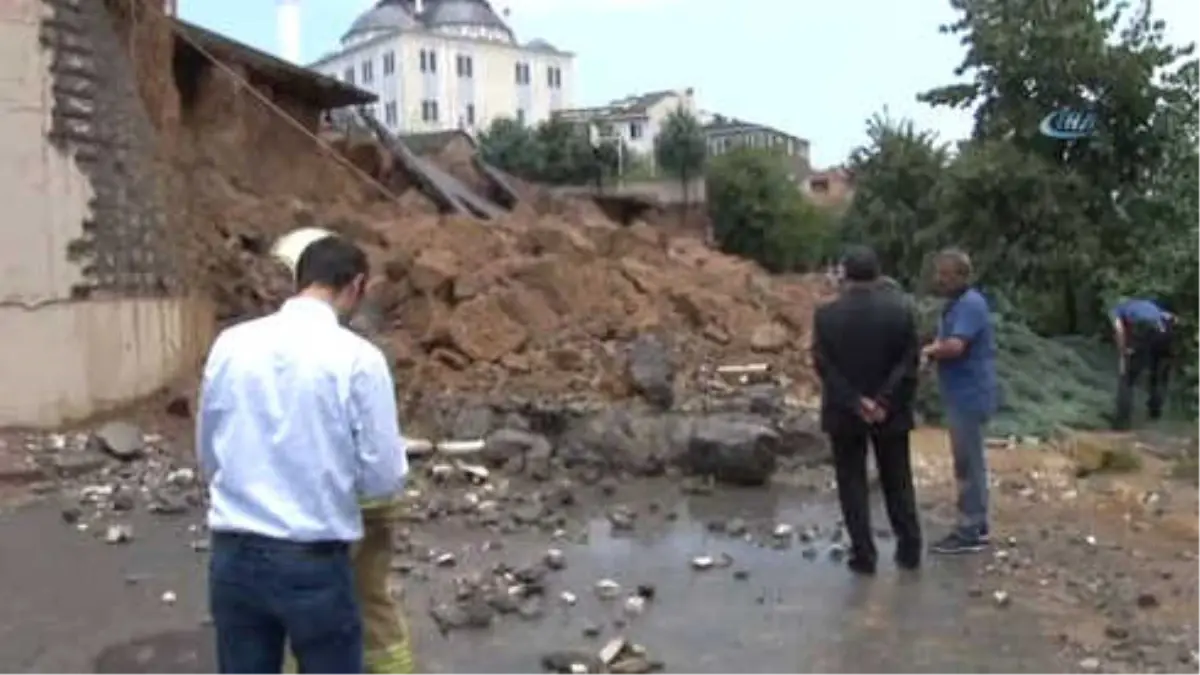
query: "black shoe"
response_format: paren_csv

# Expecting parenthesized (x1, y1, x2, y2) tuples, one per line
(847, 555, 877, 575)
(978, 525, 991, 544)
(895, 543, 921, 570)
(930, 532, 987, 555)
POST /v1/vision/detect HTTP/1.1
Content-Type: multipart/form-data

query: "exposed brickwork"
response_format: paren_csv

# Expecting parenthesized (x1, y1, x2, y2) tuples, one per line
(40, 0, 176, 298)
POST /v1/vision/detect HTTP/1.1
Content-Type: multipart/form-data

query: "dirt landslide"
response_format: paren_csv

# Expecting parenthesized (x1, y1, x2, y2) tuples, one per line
(105, 0, 832, 422)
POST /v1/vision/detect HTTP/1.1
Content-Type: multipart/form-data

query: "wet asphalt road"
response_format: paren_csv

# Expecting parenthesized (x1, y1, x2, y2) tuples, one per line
(1, 488, 1069, 673)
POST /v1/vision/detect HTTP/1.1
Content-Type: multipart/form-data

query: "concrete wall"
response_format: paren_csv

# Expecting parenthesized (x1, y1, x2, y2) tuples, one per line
(0, 0, 212, 427)
(551, 178, 707, 206)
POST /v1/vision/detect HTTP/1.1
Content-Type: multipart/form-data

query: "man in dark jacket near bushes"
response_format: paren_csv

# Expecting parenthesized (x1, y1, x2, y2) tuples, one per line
(812, 246, 922, 575)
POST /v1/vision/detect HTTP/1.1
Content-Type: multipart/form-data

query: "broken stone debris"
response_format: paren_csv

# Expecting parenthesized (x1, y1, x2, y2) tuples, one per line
(87, 421, 146, 461)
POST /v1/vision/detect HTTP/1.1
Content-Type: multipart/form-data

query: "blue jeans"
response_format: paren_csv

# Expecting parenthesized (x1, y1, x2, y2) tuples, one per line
(945, 405, 990, 537)
(209, 531, 363, 674)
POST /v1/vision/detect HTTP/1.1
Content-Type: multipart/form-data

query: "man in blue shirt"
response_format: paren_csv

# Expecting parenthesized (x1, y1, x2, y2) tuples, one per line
(198, 235, 407, 673)
(1110, 297, 1175, 430)
(921, 249, 998, 554)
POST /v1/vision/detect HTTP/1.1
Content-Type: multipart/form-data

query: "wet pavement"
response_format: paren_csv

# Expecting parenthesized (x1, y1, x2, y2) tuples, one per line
(2, 487, 1069, 673)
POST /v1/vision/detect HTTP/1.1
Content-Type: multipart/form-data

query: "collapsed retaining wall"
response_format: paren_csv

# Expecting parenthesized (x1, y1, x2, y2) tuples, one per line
(0, 0, 211, 427)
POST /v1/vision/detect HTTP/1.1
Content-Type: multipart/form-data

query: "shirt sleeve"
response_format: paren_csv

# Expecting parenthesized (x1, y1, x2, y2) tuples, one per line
(349, 344, 407, 502)
(945, 293, 988, 344)
(196, 333, 227, 482)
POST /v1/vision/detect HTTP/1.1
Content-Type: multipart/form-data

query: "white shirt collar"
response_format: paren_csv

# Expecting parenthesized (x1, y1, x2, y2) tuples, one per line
(280, 296, 339, 324)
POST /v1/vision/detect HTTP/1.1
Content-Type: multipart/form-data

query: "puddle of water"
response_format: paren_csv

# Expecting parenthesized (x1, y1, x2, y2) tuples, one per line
(408, 487, 1056, 673)
(91, 486, 1061, 674)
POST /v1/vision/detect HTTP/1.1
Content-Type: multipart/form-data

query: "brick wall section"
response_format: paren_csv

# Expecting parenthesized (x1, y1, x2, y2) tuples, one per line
(40, 0, 175, 298)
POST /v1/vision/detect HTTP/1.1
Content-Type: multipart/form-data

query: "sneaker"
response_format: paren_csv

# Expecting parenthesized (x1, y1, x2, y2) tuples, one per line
(930, 531, 987, 555)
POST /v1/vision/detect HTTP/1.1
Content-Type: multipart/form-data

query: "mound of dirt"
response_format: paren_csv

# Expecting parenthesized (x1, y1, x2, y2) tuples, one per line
(200, 187, 834, 409)
(110, 0, 833, 413)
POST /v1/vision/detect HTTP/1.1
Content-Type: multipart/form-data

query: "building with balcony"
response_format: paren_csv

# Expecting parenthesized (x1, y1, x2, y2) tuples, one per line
(308, 0, 575, 133)
(554, 88, 696, 161)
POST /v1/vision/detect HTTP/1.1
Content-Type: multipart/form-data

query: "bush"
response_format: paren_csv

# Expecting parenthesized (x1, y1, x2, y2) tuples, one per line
(913, 297, 1117, 437)
(707, 147, 838, 273)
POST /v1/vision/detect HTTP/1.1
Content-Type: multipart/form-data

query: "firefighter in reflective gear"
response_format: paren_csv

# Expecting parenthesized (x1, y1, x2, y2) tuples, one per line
(285, 497, 414, 674)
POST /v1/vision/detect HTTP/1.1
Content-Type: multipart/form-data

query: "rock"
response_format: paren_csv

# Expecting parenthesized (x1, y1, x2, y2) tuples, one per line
(557, 407, 681, 477)
(517, 595, 545, 621)
(775, 410, 830, 465)
(582, 622, 602, 638)
(430, 598, 493, 632)
(626, 335, 675, 410)
(541, 651, 603, 674)
(1136, 593, 1159, 609)
(733, 569, 750, 580)
(448, 293, 528, 363)
(52, 452, 107, 478)
(607, 507, 637, 532)
(104, 524, 133, 544)
(690, 556, 714, 570)
(992, 590, 1010, 607)
(634, 584, 656, 600)
(161, 591, 177, 605)
(545, 548, 567, 570)
(594, 579, 621, 600)
(609, 658, 657, 672)
(599, 638, 627, 665)
(678, 415, 779, 486)
(726, 518, 748, 537)
(434, 552, 457, 567)
(623, 596, 646, 616)
(560, 591, 578, 606)
(60, 507, 81, 524)
(408, 249, 459, 294)
(482, 428, 552, 470)
(1079, 657, 1101, 672)
(88, 421, 145, 461)
(749, 322, 789, 353)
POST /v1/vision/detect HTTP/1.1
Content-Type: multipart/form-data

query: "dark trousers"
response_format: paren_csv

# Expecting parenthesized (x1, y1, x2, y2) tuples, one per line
(1114, 326, 1171, 430)
(209, 531, 363, 674)
(829, 428, 922, 563)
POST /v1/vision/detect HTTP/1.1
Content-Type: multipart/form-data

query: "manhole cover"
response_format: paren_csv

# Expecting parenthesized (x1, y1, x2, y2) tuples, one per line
(94, 627, 212, 673)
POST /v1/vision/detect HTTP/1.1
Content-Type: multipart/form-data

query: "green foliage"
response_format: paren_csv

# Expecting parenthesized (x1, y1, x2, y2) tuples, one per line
(477, 117, 542, 179)
(840, 113, 950, 289)
(707, 148, 837, 273)
(477, 116, 603, 186)
(653, 107, 707, 183)
(843, 0, 1199, 424)
(534, 116, 600, 186)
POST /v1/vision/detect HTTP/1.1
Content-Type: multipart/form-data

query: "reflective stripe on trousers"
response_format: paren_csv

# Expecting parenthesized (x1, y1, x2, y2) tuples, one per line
(285, 500, 413, 673)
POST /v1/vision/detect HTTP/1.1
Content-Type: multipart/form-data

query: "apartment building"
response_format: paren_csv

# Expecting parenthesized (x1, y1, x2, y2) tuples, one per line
(554, 88, 697, 159)
(308, 0, 575, 132)
(701, 114, 812, 182)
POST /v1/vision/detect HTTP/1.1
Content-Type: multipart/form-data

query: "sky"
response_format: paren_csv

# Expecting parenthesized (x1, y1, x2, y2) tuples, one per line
(179, 0, 1200, 168)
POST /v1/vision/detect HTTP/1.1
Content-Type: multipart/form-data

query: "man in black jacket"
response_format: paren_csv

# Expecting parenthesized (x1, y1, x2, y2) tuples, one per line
(812, 246, 922, 574)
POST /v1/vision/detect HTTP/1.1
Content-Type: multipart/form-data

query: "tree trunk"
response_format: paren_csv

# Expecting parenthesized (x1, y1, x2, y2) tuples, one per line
(680, 171, 689, 230)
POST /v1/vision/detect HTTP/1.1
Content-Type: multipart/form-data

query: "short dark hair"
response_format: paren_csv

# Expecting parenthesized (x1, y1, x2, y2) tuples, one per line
(295, 235, 368, 292)
(841, 245, 880, 282)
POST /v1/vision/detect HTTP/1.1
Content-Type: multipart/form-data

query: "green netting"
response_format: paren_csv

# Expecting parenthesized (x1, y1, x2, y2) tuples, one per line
(912, 297, 1118, 438)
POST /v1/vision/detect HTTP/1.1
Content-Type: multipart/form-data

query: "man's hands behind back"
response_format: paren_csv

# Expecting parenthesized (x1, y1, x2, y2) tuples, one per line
(858, 397, 886, 424)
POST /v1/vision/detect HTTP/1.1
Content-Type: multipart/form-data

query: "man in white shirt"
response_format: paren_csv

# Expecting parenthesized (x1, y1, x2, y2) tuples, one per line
(198, 235, 407, 673)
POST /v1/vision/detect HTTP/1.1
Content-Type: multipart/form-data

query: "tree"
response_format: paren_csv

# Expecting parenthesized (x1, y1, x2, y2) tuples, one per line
(654, 107, 707, 208)
(916, 0, 1197, 335)
(533, 116, 599, 185)
(839, 112, 950, 289)
(707, 147, 836, 273)
(477, 117, 542, 179)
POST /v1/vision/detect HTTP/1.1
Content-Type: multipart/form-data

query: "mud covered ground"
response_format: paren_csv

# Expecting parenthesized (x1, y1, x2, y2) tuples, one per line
(0, 427, 1196, 674)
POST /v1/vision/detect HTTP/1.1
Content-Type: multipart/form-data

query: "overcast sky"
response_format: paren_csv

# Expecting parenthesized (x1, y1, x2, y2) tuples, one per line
(179, 0, 1200, 168)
